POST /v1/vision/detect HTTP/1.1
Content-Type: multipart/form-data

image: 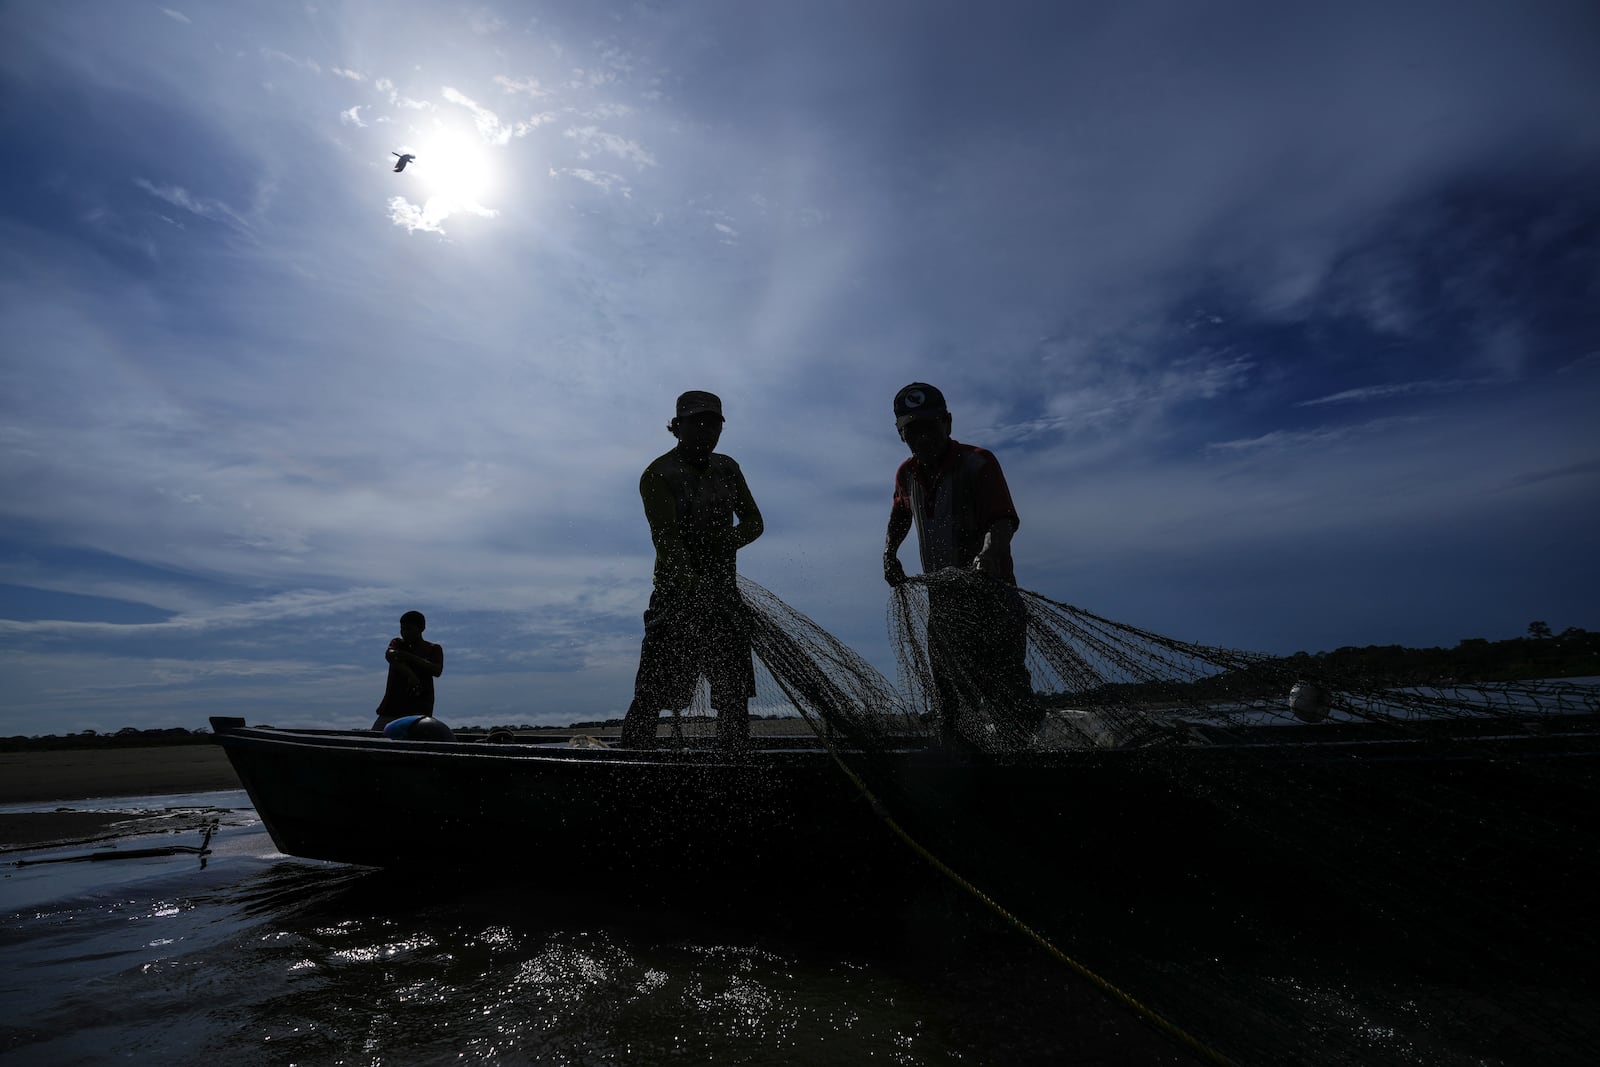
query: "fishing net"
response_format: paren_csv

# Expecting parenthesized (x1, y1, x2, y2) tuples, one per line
(703, 569, 1600, 1066)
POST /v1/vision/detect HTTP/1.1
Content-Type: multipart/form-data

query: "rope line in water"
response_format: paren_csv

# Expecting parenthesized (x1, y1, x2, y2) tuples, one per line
(740, 576, 1231, 1063)
(817, 744, 1236, 1067)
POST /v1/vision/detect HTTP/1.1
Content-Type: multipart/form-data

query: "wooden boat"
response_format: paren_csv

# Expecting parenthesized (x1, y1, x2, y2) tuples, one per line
(209, 715, 919, 891)
(207, 713, 1599, 922)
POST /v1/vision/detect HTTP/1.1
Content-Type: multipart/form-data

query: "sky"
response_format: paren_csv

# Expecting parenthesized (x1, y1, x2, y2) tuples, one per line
(1, 1, 1597, 736)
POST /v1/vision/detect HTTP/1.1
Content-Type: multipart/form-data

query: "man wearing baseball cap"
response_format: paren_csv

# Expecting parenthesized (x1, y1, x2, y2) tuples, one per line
(883, 383, 1038, 749)
(620, 390, 765, 750)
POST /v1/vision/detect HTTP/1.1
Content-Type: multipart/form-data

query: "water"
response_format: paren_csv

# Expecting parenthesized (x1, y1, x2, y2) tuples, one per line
(1, 792, 1182, 1065)
(2, 791, 1594, 1065)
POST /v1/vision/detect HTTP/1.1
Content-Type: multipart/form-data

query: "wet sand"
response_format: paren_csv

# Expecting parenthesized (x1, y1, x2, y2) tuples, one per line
(0, 745, 240, 805)
(0, 746, 241, 851)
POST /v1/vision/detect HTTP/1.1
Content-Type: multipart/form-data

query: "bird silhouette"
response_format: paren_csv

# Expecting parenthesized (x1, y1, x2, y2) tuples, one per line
(391, 152, 416, 173)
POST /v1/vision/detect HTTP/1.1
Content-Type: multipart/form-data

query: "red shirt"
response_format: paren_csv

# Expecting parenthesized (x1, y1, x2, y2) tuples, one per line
(892, 439, 1019, 579)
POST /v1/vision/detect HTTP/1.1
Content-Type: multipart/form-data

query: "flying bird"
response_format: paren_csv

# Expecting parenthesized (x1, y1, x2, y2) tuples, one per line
(391, 152, 416, 173)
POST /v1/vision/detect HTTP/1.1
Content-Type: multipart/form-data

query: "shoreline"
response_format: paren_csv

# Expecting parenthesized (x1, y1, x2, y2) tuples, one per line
(0, 745, 242, 806)
(0, 746, 243, 852)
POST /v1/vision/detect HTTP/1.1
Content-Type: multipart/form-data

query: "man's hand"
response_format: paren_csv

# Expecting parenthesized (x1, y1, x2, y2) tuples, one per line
(973, 520, 1016, 577)
(883, 553, 907, 586)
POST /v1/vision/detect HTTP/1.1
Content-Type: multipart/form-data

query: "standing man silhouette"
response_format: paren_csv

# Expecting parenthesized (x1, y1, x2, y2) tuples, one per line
(883, 383, 1038, 749)
(620, 391, 764, 750)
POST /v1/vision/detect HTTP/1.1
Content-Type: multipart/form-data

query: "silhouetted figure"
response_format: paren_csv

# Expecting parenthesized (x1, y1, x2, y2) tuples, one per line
(619, 391, 764, 751)
(372, 611, 444, 730)
(883, 383, 1038, 750)
(392, 152, 416, 172)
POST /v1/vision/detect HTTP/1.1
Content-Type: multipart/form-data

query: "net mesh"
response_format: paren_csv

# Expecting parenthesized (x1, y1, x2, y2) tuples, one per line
(704, 569, 1600, 1066)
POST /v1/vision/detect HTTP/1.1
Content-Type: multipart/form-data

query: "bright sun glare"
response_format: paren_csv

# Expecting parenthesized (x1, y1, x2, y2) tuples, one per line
(411, 130, 496, 205)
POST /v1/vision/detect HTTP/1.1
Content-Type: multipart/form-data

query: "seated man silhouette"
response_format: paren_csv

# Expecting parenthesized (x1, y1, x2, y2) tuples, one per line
(371, 610, 445, 731)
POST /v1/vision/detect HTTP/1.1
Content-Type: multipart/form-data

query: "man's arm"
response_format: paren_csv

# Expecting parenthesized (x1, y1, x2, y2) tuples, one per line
(387, 642, 444, 678)
(974, 516, 1018, 576)
(883, 504, 913, 585)
(640, 467, 694, 587)
(729, 467, 764, 551)
(385, 640, 421, 685)
(972, 451, 1020, 577)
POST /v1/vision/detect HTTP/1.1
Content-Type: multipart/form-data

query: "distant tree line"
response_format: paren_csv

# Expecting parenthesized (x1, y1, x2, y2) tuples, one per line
(1287, 625, 1598, 686)
(1046, 625, 1599, 708)
(0, 726, 208, 753)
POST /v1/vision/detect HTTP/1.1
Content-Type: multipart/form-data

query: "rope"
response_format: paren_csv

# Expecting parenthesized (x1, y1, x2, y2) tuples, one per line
(748, 672, 1227, 1054)
(819, 745, 1236, 1067)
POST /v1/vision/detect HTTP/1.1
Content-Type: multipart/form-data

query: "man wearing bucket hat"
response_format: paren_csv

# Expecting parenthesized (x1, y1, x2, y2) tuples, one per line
(883, 383, 1038, 750)
(620, 390, 765, 750)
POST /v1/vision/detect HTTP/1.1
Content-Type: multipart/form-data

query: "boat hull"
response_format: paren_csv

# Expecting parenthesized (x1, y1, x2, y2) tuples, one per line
(208, 716, 1600, 940)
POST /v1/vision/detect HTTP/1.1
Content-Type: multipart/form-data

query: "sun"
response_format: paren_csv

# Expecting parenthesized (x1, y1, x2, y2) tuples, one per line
(409, 129, 496, 205)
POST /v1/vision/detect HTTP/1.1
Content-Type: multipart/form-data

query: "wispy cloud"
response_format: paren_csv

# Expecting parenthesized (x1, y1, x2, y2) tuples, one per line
(0, 588, 394, 640)
(1298, 378, 1489, 407)
(375, 77, 432, 110)
(132, 178, 250, 230)
(495, 74, 546, 97)
(548, 167, 632, 196)
(331, 67, 366, 82)
(468, 7, 505, 35)
(387, 194, 498, 235)
(564, 125, 656, 167)
(339, 105, 366, 127)
(441, 86, 546, 145)
(260, 47, 320, 73)
(1207, 415, 1431, 455)
(1498, 458, 1600, 491)
(159, 8, 190, 25)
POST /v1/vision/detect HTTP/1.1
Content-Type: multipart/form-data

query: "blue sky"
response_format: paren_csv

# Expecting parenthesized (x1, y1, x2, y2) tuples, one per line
(2, 1, 1596, 736)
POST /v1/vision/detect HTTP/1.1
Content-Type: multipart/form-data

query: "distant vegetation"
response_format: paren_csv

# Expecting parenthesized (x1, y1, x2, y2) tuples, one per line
(1288, 625, 1598, 684)
(5, 626, 1593, 750)
(0, 726, 209, 753)
(1047, 625, 1600, 708)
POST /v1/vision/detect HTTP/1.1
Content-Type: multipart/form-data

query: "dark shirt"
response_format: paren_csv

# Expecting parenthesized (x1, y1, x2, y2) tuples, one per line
(373, 638, 445, 723)
(640, 448, 761, 593)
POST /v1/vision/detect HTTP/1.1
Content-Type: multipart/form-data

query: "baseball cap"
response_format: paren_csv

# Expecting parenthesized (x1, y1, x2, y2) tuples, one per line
(675, 390, 724, 420)
(893, 382, 948, 428)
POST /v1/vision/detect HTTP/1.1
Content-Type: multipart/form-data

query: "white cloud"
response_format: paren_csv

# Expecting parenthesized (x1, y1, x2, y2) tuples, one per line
(1298, 378, 1488, 407)
(495, 74, 546, 97)
(159, 8, 190, 24)
(331, 67, 366, 82)
(442, 86, 520, 145)
(549, 167, 631, 196)
(0, 588, 394, 640)
(260, 47, 320, 73)
(339, 105, 366, 127)
(387, 194, 498, 234)
(564, 125, 656, 167)
(374, 76, 432, 110)
(469, 7, 505, 35)
(1206, 415, 1431, 455)
(439, 87, 552, 144)
(132, 178, 249, 230)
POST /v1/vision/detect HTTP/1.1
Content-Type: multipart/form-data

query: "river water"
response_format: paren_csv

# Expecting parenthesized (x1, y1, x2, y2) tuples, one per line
(1, 791, 1185, 1065)
(1, 790, 1592, 1065)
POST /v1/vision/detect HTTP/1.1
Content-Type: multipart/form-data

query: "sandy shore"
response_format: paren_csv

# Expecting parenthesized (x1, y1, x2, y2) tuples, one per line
(0, 746, 242, 853)
(0, 745, 241, 805)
